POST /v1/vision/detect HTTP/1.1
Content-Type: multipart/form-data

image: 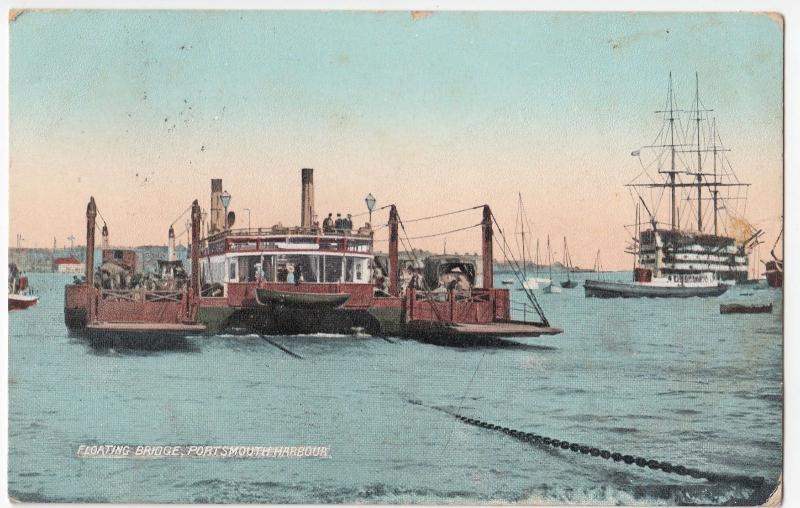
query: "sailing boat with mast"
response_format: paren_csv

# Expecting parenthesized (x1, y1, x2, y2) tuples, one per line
(543, 235, 562, 294)
(560, 237, 578, 288)
(515, 194, 550, 291)
(585, 73, 757, 298)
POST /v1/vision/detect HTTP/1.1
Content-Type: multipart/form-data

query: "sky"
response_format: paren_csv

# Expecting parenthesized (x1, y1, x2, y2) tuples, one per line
(9, 10, 783, 269)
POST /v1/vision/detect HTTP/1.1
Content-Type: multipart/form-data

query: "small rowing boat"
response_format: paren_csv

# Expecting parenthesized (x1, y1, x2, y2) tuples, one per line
(255, 288, 350, 308)
(720, 303, 773, 315)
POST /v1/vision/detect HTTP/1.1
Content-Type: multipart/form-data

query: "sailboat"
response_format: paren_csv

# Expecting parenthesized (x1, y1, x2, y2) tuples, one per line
(560, 237, 579, 288)
(543, 235, 561, 293)
(515, 194, 549, 291)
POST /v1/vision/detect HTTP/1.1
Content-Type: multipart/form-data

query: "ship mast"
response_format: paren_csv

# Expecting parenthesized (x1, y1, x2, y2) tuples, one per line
(518, 193, 527, 279)
(668, 73, 678, 230)
(712, 117, 719, 236)
(694, 72, 703, 232)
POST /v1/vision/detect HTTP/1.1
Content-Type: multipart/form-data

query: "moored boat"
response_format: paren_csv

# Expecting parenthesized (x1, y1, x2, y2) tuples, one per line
(9, 293, 39, 310)
(560, 237, 579, 288)
(584, 277, 728, 298)
(255, 288, 350, 308)
(8, 264, 38, 311)
(720, 303, 772, 314)
(587, 74, 757, 299)
(763, 223, 783, 288)
(542, 236, 561, 293)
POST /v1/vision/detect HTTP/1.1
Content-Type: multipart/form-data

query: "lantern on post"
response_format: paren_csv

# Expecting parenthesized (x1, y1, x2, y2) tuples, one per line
(365, 193, 377, 226)
(220, 190, 232, 229)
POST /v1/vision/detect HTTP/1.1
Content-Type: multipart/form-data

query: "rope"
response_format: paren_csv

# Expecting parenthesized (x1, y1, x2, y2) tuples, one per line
(409, 401, 767, 489)
(397, 205, 484, 225)
(95, 207, 108, 227)
(259, 335, 303, 359)
(374, 223, 482, 242)
(348, 204, 393, 219)
(169, 204, 194, 228)
(396, 211, 446, 323)
(489, 212, 549, 327)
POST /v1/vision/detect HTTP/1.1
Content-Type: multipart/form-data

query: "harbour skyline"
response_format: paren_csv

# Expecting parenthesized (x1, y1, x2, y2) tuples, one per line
(9, 11, 783, 269)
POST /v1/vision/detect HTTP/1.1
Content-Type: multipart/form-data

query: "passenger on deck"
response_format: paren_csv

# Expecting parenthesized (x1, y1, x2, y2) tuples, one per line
(345, 214, 353, 232)
(286, 265, 295, 284)
(334, 213, 343, 231)
(322, 213, 334, 232)
(296, 265, 304, 285)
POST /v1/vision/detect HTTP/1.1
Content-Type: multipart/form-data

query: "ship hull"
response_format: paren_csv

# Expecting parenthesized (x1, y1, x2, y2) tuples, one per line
(9, 294, 38, 310)
(764, 260, 783, 288)
(584, 279, 728, 298)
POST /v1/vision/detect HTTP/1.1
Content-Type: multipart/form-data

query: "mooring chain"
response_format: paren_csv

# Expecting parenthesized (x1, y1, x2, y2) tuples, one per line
(408, 401, 766, 489)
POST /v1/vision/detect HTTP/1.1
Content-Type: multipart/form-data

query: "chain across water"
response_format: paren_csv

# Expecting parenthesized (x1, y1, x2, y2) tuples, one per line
(408, 400, 767, 489)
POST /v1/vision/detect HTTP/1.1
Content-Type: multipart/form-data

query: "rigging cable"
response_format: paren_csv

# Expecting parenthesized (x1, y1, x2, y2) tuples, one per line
(395, 210, 446, 323)
(489, 211, 549, 327)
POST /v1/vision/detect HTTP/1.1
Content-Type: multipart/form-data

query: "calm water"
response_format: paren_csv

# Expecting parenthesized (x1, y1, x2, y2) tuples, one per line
(9, 272, 782, 504)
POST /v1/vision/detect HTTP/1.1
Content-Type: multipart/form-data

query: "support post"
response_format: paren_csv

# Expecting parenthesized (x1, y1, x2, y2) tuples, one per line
(191, 199, 201, 298)
(388, 205, 399, 297)
(482, 205, 493, 289)
(86, 197, 96, 287)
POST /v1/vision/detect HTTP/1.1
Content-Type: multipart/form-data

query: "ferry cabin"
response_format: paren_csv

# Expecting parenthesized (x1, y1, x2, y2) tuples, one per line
(199, 227, 375, 290)
(638, 229, 748, 283)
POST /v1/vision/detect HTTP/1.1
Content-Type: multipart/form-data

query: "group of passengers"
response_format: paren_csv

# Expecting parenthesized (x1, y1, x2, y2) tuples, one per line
(322, 213, 354, 233)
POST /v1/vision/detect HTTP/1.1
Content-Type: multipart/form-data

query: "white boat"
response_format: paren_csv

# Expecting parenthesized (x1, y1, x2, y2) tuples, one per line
(521, 276, 550, 290)
(543, 283, 562, 294)
(542, 236, 561, 294)
(585, 271, 727, 298)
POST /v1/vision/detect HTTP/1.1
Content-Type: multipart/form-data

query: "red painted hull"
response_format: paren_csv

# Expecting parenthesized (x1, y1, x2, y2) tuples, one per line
(9, 294, 38, 310)
(765, 260, 783, 288)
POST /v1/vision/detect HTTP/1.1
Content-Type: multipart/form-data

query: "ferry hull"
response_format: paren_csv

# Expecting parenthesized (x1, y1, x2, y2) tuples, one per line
(402, 320, 561, 347)
(584, 279, 728, 298)
(233, 305, 384, 336)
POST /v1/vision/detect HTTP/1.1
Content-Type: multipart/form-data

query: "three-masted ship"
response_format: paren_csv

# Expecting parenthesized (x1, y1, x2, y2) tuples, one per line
(586, 74, 760, 298)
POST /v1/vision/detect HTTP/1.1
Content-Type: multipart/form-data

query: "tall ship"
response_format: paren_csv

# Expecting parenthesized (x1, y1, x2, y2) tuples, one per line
(586, 74, 760, 298)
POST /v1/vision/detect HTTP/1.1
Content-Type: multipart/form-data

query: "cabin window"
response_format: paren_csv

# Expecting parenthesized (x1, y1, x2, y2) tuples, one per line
(237, 256, 270, 282)
(349, 239, 371, 253)
(201, 259, 226, 286)
(344, 256, 369, 282)
(229, 261, 237, 281)
(323, 255, 343, 283)
(275, 254, 320, 283)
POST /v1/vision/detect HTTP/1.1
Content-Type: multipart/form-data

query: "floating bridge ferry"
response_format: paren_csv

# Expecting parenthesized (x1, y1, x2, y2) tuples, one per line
(65, 169, 561, 345)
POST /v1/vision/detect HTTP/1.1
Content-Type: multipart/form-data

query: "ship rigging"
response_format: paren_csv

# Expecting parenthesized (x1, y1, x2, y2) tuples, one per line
(624, 73, 761, 283)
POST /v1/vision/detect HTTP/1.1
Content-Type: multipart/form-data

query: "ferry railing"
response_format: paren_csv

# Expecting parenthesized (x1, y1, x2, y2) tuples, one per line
(201, 226, 374, 245)
(99, 288, 184, 302)
(406, 287, 505, 323)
